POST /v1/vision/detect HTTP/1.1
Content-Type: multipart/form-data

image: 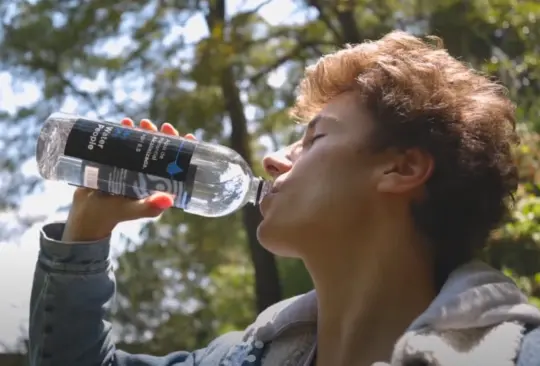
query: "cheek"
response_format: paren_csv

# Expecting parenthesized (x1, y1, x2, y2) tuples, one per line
(293, 149, 357, 206)
(258, 149, 365, 252)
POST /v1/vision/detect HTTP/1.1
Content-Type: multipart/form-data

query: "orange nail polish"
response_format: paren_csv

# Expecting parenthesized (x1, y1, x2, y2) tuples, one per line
(149, 195, 173, 210)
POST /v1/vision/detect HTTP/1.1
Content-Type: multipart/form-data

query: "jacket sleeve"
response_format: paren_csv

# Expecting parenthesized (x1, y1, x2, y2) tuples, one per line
(29, 222, 241, 366)
(517, 325, 540, 366)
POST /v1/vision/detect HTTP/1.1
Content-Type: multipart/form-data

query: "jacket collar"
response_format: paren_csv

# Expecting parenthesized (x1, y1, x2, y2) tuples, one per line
(247, 261, 540, 343)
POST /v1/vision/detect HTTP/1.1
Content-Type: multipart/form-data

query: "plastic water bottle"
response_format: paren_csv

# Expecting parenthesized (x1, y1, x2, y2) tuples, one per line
(35, 112, 271, 217)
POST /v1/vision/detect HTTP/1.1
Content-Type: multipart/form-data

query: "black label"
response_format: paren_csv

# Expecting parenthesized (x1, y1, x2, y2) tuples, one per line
(64, 118, 196, 182)
(78, 162, 197, 208)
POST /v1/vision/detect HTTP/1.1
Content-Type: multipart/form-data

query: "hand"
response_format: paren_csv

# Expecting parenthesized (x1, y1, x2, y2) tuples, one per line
(61, 118, 197, 242)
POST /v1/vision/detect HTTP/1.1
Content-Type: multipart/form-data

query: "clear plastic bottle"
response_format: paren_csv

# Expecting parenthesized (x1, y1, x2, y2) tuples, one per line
(35, 112, 271, 217)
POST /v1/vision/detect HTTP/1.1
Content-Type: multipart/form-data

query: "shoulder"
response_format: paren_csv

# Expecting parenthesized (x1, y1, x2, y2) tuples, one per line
(245, 291, 317, 342)
(516, 325, 540, 366)
(194, 293, 316, 366)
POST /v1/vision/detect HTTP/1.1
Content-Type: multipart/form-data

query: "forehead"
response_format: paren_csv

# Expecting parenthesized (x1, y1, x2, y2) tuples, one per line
(304, 92, 374, 135)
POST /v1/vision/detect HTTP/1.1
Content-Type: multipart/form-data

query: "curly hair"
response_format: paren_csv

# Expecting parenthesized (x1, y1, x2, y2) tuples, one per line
(290, 31, 519, 286)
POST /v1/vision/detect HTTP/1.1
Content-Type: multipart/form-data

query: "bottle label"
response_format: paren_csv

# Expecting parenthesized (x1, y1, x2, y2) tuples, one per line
(64, 118, 196, 182)
(80, 162, 196, 207)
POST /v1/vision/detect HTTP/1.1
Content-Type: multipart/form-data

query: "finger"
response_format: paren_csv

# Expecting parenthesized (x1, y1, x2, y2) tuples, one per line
(184, 133, 197, 140)
(160, 123, 179, 136)
(146, 193, 175, 210)
(72, 187, 93, 201)
(140, 119, 158, 132)
(124, 193, 174, 220)
(121, 118, 134, 127)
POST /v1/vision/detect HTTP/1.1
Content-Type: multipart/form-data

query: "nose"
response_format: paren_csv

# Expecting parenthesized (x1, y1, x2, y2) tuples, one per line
(263, 148, 293, 179)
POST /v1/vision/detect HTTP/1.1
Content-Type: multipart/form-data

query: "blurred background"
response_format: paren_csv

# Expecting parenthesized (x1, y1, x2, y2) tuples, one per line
(0, 0, 539, 364)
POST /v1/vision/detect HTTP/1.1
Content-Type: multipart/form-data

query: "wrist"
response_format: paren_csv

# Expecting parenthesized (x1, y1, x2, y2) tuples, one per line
(61, 224, 114, 242)
(62, 209, 118, 242)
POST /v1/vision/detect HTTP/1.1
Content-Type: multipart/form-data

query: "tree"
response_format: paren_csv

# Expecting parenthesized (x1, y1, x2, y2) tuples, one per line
(1, 0, 539, 353)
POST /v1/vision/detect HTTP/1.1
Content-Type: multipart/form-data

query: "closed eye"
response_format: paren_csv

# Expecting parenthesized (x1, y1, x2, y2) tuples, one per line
(304, 134, 325, 148)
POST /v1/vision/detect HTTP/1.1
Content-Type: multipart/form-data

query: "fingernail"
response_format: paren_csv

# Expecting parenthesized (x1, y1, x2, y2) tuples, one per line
(148, 195, 173, 210)
(140, 119, 157, 131)
(162, 123, 176, 133)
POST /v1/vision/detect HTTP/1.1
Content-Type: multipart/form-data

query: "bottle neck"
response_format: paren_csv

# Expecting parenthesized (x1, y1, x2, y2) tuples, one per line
(246, 177, 271, 205)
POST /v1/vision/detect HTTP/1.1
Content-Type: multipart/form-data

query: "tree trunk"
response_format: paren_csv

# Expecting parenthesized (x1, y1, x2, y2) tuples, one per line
(336, 10, 361, 43)
(221, 67, 283, 313)
(205, 0, 283, 314)
(308, 0, 362, 44)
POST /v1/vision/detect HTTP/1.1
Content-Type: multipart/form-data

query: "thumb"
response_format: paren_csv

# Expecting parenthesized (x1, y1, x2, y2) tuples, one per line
(124, 193, 174, 220)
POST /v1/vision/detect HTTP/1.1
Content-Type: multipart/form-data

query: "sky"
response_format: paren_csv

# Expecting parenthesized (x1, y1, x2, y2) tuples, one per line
(0, 0, 301, 350)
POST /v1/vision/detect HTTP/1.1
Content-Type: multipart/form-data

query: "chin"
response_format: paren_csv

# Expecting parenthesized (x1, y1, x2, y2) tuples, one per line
(256, 216, 303, 258)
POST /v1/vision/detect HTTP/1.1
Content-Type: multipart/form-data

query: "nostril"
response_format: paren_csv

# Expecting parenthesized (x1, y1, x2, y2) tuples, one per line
(262, 155, 280, 178)
(264, 163, 281, 177)
(262, 151, 293, 178)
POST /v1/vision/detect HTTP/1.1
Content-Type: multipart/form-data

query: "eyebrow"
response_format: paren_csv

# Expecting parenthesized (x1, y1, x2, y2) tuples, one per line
(307, 115, 321, 130)
(306, 114, 338, 130)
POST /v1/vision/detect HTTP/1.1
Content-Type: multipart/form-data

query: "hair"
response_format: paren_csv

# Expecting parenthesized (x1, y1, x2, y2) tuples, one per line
(290, 31, 519, 288)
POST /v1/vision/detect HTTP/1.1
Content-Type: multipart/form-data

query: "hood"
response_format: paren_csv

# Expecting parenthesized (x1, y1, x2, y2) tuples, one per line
(407, 260, 540, 331)
(248, 260, 540, 342)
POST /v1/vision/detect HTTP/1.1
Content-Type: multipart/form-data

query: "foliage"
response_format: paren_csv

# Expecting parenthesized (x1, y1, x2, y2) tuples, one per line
(0, 0, 539, 353)
(486, 125, 540, 305)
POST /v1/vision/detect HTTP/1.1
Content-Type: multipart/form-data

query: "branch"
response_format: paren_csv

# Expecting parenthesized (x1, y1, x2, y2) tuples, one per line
(59, 75, 104, 117)
(244, 0, 273, 16)
(307, 0, 343, 43)
(248, 43, 307, 83)
(308, 43, 325, 57)
(28, 56, 105, 117)
(233, 26, 308, 50)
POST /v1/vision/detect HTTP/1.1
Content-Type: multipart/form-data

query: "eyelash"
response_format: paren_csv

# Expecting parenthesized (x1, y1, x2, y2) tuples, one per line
(305, 134, 325, 147)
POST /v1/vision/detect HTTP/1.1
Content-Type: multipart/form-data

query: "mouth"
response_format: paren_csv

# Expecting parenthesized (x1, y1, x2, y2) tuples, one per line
(259, 183, 280, 216)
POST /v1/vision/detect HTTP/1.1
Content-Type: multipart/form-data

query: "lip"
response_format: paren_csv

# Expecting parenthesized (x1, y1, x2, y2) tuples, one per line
(259, 196, 269, 216)
(259, 184, 279, 216)
(269, 179, 285, 194)
(261, 188, 278, 203)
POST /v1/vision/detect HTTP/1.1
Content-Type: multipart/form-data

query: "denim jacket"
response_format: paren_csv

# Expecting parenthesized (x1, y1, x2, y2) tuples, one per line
(29, 222, 540, 366)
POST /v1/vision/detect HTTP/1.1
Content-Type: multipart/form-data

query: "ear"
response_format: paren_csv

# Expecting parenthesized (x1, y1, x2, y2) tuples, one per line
(376, 148, 434, 194)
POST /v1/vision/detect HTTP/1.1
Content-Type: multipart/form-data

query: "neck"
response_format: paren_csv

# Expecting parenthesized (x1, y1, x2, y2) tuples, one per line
(304, 217, 436, 366)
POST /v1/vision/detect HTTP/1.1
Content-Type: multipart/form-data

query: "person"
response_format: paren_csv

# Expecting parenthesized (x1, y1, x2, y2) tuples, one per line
(29, 31, 540, 366)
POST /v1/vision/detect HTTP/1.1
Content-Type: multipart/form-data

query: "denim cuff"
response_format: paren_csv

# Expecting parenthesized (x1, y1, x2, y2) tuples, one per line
(39, 222, 111, 273)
